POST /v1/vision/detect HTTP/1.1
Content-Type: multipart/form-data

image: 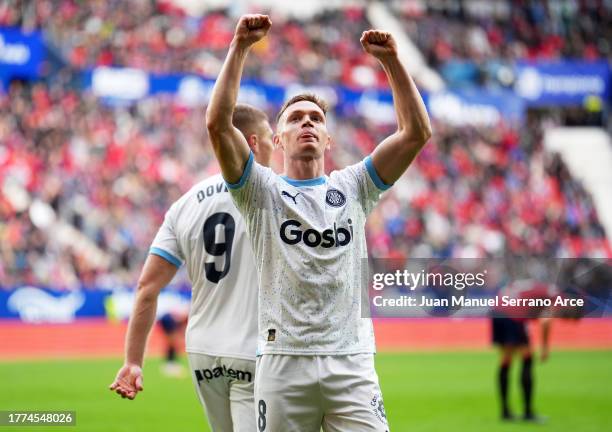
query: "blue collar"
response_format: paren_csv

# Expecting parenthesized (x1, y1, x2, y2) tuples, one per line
(280, 175, 326, 187)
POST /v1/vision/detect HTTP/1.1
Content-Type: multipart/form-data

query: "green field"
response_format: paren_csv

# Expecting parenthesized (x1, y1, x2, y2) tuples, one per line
(1, 351, 610, 431)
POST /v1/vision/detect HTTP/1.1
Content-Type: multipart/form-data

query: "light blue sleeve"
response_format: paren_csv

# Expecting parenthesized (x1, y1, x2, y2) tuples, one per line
(149, 203, 183, 268)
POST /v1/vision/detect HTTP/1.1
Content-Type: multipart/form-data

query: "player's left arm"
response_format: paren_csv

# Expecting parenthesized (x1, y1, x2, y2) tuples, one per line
(361, 30, 432, 185)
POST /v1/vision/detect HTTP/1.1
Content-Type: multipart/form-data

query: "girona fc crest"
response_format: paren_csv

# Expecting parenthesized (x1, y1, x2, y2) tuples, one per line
(325, 188, 346, 207)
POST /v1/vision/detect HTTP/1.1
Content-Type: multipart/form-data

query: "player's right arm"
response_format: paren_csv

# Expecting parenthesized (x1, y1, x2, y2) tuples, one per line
(109, 255, 178, 400)
(206, 14, 272, 184)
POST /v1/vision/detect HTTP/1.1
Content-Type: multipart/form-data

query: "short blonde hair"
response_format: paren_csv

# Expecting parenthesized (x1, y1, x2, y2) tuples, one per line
(232, 104, 269, 136)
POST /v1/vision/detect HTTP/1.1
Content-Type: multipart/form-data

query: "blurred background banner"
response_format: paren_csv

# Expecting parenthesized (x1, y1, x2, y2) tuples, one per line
(0, 286, 190, 322)
(79, 66, 530, 126)
(514, 60, 610, 106)
(427, 89, 524, 126)
(0, 27, 45, 85)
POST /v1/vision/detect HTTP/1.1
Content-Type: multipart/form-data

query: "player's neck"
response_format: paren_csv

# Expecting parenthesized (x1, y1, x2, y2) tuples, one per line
(283, 157, 325, 180)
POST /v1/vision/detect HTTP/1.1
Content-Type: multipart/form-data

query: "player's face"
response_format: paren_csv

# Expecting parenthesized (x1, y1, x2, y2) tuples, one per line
(275, 101, 331, 159)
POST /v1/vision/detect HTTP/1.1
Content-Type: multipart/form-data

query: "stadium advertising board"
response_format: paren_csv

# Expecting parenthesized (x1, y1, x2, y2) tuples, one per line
(84, 67, 530, 127)
(515, 61, 610, 106)
(0, 286, 190, 323)
(427, 89, 524, 126)
(82, 62, 610, 120)
(90, 67, 150, 101)
(84, 67, 286, 106)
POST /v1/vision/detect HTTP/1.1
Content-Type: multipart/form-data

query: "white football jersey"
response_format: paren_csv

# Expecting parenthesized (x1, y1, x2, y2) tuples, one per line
(150, 174, 258, 360)
(228, 153, 390, 355)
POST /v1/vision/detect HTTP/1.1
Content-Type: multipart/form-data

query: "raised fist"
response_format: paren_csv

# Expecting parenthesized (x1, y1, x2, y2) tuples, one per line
(360, 30, 398, 60)
(234, 14, 272, 49)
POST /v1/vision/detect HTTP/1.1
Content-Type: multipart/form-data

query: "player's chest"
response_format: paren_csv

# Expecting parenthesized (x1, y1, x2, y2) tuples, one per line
(272, 184, 355, 224)
(270, 185, 358, 249)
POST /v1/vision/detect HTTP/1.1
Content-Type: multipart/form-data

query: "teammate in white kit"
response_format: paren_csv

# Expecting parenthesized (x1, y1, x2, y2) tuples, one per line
(110, 104, 274, 432)
(206, 14, 432, 431)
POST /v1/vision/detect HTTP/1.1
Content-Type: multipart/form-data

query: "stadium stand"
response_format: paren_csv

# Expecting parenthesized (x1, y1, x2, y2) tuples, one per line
(389, 0, 612, 88)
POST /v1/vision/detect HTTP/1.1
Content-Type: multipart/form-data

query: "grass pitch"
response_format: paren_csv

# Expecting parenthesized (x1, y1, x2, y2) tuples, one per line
(0, 351, 610, 431)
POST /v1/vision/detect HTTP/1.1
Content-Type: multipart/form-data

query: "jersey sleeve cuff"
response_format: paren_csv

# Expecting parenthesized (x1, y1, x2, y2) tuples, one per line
(149, 247, 182, 268)
(364, 156, 393, 191)
(225, 151, 254, 190)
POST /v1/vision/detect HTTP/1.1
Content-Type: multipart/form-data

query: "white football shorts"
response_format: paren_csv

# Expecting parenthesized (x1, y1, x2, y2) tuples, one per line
(254, 353, 389, 432)
(188, 353, 256, 431)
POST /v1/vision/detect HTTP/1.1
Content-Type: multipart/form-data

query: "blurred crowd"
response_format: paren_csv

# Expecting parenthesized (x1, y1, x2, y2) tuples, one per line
(398, 0, 612, 62)
(2, 0, 610, 90)
(0, 0, 382, 88)
(0, 1, 610, 289)
(366, 116, 610, 261)
(392, 0, 612, 87)
(0, 78, 206, 288)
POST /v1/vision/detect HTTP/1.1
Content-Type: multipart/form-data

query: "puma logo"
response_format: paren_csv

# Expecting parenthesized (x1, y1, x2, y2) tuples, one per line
(281, 191, 302, 205)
